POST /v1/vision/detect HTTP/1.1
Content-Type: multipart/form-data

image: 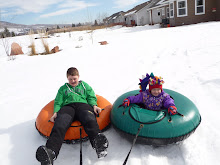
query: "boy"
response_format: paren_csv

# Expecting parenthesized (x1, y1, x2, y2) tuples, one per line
(36, 67, 108, 165)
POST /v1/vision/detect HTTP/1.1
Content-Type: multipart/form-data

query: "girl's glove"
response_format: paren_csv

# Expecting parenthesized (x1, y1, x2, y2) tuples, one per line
(122, 98, 130, 107)
(168, 106, 177, 115)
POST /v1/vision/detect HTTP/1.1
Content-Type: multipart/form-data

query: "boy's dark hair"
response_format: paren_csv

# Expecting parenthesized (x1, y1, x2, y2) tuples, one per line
(67, 67, 79, 77)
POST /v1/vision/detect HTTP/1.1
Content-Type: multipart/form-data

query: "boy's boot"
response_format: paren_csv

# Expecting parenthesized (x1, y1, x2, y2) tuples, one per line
(36, 145, 56, 165)
(91, 133, 109, 159)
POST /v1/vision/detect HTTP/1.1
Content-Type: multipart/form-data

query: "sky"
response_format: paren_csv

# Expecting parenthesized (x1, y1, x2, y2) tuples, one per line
(0, 0, 149, 25)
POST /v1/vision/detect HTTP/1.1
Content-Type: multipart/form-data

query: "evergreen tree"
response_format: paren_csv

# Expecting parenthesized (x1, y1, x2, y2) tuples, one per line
(3, 27, 11, 37)
(4, 27, 9, 33)
(94, 20, 98, 26)
(11, 31, 16, 37)
(0, 32, 5, 38)
(57, 25, 60, 29)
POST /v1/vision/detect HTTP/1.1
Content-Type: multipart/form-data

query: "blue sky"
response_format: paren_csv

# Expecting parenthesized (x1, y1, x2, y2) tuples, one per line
(0, 0, 148, 25)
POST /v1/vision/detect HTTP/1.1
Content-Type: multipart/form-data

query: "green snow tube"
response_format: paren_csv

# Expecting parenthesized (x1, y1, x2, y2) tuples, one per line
(111, 89, 201, 146)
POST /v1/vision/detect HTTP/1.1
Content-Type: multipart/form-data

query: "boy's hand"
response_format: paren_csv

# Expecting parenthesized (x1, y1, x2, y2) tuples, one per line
(50, 113, 57, 122)
(93, 105, 102, 115)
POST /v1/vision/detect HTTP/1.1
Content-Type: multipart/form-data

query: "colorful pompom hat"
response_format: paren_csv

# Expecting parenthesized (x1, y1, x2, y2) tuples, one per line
(139, 73, 164, 92)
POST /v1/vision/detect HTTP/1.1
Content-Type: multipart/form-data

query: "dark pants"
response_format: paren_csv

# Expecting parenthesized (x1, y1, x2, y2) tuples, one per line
(46, 103, 100, 157)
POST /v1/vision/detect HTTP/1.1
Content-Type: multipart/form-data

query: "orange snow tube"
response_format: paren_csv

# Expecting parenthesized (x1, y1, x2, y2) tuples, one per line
(35, 95, 112, 143)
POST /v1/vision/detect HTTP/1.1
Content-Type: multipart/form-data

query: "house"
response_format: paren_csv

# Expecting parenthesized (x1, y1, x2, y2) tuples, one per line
(113, 12, 125, 24)
(217, 0, 220, 20)
(105, 0, 219, 27)
(104, 11, 125, 25)
(146, 0, 168, 25)
(147, 0, 219, 26)
(216, 0, 220, 21)
(124, 1, 152, 26)
(168, 0, 220, 26)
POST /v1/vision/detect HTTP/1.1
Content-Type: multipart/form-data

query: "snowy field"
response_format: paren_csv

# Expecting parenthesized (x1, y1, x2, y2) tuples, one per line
(0, 22, 220, 165)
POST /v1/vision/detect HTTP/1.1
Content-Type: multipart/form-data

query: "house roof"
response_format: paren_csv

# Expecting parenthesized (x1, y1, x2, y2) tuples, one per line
(147, 0, 169, 10)
(106, 11, 125, 21)
(158, 0, 169, 4)
(124, 1, 151, 16)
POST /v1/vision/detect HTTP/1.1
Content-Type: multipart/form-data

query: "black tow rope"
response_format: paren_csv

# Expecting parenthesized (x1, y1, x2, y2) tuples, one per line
(168, 112, 184, 122)
(123, 124, 144, 165)
(80, 128, 82, 165)
(118, 104, 127, 115)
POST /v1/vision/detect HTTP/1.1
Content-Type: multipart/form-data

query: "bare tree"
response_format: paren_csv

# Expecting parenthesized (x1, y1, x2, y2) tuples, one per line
(0, 34, 14, 60)
(0, 8, 17, 60)
(86, 7, 94, 44)
(96, 12, 109, 25)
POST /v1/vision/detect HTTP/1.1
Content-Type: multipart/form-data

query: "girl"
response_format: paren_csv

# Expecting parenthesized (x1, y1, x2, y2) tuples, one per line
(122, 73, 177, 115)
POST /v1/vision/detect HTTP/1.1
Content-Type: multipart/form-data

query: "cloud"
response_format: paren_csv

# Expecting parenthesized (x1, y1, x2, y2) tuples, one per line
(40, 8, 82, 18)
(0, 0, 97, 18)
(0, 0, 62, 14)
(58, 0, 97, 9)
(113, 0, 148, 9)
(114, 0, 141, 8)
(40, 0, 97, 18)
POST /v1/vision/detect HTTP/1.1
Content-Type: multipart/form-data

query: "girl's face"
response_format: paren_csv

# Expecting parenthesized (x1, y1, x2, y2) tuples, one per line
(151, 88, 162, 96)
(67, 75, 79, 87)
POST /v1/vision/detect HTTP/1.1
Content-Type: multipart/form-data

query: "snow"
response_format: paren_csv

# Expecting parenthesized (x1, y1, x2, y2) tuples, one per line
(1, 21, 220, 165)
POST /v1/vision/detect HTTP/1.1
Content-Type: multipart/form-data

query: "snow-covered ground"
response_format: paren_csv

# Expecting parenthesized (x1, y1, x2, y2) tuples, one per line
(0, 22, 220, 165)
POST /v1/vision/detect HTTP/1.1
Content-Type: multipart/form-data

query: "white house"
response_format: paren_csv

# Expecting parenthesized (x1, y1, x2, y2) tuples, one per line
(124, 1, 152, 26)
(146, 0, 170, 25)
(113, 12, 125, 24)
(105, 11, 125, 25)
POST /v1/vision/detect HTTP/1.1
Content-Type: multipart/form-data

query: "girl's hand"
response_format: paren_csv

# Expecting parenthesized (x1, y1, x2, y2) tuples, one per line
(168, 106, 177, 115)
(93, 105, 102, 115)
(50, 113, 57, 122)
(122, 98, 130, 107)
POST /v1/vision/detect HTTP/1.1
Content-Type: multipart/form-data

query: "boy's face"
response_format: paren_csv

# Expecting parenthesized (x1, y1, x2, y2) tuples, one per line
(151, 88, 162, 96)
(67, 75, 79, 87)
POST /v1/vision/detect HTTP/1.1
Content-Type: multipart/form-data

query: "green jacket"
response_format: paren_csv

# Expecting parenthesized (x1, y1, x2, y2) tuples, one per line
(54, 81, 97, 113)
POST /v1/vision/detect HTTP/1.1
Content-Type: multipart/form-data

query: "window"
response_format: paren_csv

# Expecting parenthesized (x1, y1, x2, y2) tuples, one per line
(167, 7, 170, 18)
(177, 0, 188, 17)
(162, 8, 165, 16)
(195, 0, 205, 15)
(170, 3, 174, 18)
(158, 11, 161, 16)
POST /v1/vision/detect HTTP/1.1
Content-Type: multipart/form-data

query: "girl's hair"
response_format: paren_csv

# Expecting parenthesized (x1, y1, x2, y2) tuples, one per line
(67, 67, 79, 77)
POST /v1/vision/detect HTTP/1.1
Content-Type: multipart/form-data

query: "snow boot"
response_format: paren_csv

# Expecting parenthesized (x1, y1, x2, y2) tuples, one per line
(36, 145, 56, 165)
(92, 133, 109, 159)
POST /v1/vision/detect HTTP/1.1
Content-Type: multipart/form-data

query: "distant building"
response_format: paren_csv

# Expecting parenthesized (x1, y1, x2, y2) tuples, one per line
(169, 0, 219, 26)
(104, 11, 125, 25)
(124, 1, 152, 26)
(105, 0, 219, 27)
(147, 0, 220, 26)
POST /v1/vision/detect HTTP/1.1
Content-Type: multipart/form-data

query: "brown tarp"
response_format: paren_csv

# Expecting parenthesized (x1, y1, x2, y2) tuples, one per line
(10, 42, 24, 55)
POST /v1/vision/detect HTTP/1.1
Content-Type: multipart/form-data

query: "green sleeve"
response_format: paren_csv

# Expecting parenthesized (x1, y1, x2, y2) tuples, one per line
(84, 82, 97, 107)
(54, 87, 64, 113)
